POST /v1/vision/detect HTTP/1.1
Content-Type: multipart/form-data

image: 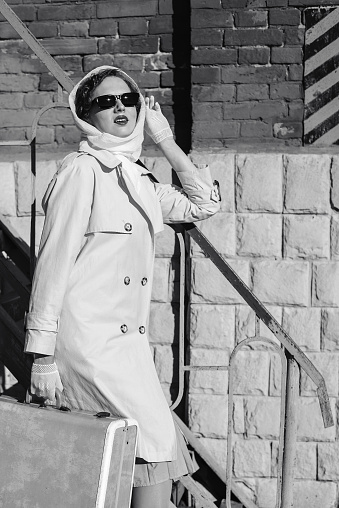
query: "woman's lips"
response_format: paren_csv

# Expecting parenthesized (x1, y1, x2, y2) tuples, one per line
(114, 115, 128, 125)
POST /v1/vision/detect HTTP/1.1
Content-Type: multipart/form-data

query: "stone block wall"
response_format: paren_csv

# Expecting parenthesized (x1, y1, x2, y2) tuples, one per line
(1, 150, 339, 507)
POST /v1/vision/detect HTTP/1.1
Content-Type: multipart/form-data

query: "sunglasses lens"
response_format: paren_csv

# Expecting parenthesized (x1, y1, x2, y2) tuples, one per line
(121, 93, 139, 106)
(96, 95, 117, 109)
(94, 93, 139, 109)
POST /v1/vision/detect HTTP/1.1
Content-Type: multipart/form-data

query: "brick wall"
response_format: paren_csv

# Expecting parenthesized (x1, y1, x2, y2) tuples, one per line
(0, 0, 183, 151)
(2, 1, 339, 151)
(1, 150, 339, 507)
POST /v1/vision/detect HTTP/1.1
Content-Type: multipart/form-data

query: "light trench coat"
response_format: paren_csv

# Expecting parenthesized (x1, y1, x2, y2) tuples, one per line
(24, 151, 220, 462)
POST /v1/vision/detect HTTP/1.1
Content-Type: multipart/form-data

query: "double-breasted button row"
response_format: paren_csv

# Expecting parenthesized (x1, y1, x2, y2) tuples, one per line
(124, 223, 132, 232)
(120, 324, 145, 334)
(123, 277, 148, 285)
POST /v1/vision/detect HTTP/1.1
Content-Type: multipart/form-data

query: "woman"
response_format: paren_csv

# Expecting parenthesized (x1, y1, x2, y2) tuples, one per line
(24, 66, 220, 508)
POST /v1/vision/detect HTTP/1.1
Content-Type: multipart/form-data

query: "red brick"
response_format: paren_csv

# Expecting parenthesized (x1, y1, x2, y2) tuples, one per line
(83, 55, 115, 72)
(145, 54, 173, 71)
(0, 128, 27, 142)
(160, 34, 172, 52)
(0, 74, 38, 92)
(0, 54, 23, 73)
(222, 65, 287, 84)
(97, 0, 157, 18)
(237, 84, 269, 101)
(37, 4, 95, 21)
(240, 121, 272, 138)
(127, 71, 160, 88)
(289, 64, 303, 81)
(0, 23, 21, 39)
(288, 100, 304, 121)
(250, 100, 288, 119)
(21, 56, 47, 73)
(224, 28, 283, 46)
(192, 0, 221, 6)
(12, 5, 36, 21)
(99, 37, 158, 54)
(118, 19, 147, 36)
(223, 103, 252, 120)
(191, 48, 237, 65)
(60, 22, 89, 37)
(90, 19, 117, 36)
(235, 10, 268, 27)
(149, 15, 172, 35)
(0, 40, 32, 55)
(273, 121, 302, 138)
(42, 38, 97, 55)
(0, 93, 23, 109)
(271, 47, 303, 64)
(191, 9, 233, 28)
(36, 126, 54, 145)
(238, 47, 269, 64)
(114, 55, 144, 71)
(192, 67, 221, 84)
(193, 120, 240, 138)
(159, 0, 173, 14)
(192, 84, 235, 102)
(270, 8, 301, 25)
(2, 109, 36, 127)
(27, 22, 58, 38)
(160, 70, 174, 87)
(39, 108, 73, 126)
(24, 92, 52, 109)
(285, 27, 304, 45)
(55, 56, 82, 71)
(267, 0, 288, 5)
(191, 29, 223, 46)
(56, 126, 82, 145)
(193, 102, 223, 121)
(270, 83, 302, 100)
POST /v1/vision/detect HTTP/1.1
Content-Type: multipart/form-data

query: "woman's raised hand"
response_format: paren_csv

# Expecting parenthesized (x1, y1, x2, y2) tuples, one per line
(144, 95, 173, 144)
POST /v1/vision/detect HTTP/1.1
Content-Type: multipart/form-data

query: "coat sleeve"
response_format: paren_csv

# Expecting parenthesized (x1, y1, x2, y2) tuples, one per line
(24, 156, 95, 356)
(154, 162, 221, 224)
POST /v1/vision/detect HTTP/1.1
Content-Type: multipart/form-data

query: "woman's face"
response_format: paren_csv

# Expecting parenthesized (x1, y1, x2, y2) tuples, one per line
(88, 76, 138, 137)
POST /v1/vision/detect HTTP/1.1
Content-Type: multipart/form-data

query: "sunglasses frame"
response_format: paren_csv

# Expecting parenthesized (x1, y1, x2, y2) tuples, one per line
(92, 93, 139, 110)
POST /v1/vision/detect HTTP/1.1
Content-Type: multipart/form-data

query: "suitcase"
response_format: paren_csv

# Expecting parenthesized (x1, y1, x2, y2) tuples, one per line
(0, 395, 138, 508)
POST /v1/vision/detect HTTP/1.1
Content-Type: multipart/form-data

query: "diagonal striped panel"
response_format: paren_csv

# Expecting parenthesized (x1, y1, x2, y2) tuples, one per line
(304, 7, 339, 145)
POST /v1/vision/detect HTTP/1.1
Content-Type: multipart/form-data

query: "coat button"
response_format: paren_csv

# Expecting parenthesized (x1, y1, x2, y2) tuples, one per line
(124, 223, 132, 232)
(124, 276, 130, 285)
(139, 326, 145, 334)
(121, 324, 128, 333)
(141, 277, 148, 286)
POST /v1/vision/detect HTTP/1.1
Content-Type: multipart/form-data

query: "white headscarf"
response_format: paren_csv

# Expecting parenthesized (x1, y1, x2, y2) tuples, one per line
(69, 66, 146, 170)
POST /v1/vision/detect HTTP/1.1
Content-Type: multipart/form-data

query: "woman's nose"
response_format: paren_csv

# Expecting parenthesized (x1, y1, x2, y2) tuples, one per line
(114, 98, 125, 112)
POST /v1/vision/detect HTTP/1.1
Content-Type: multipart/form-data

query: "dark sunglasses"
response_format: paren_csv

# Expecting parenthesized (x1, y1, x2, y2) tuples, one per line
(91, 93, 139, 110)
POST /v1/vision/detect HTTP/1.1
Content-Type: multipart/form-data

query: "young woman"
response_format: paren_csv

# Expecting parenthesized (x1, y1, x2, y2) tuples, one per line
(24, 66, 220, 508)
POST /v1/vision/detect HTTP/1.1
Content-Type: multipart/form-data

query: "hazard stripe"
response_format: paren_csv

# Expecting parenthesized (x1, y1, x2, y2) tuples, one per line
(306, 7, 339, 45)
(304, 8, 339, 145)
(305, 38, 339, 76)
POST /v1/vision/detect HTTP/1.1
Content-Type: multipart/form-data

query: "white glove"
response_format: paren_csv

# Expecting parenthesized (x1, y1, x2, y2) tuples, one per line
(30, 362, 63, 404)
(145, 96, 173, 144)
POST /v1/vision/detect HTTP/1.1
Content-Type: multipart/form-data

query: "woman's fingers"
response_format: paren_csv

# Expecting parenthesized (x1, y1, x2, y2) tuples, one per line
(145, 95, 156, 110)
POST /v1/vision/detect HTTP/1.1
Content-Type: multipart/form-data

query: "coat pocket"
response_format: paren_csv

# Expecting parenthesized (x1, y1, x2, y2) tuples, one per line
(86, 217, 134, 235)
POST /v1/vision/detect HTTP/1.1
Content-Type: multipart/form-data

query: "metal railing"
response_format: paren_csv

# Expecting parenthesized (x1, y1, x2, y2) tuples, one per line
(0, 1, 335, 507)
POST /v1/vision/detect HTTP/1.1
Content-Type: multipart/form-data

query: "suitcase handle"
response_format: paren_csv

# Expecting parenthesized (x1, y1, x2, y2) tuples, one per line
(25, 388, 70, 411)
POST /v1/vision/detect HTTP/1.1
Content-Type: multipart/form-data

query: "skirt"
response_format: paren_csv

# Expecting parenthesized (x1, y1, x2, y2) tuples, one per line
(133, 421, 198, 487)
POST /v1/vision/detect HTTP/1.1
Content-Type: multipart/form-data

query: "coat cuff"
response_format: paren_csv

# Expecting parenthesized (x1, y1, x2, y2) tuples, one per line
(24, 312, 58, 355)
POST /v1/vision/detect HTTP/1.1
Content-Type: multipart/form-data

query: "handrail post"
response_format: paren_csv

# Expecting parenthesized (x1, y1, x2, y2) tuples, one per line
(280, 353, 299, 508)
